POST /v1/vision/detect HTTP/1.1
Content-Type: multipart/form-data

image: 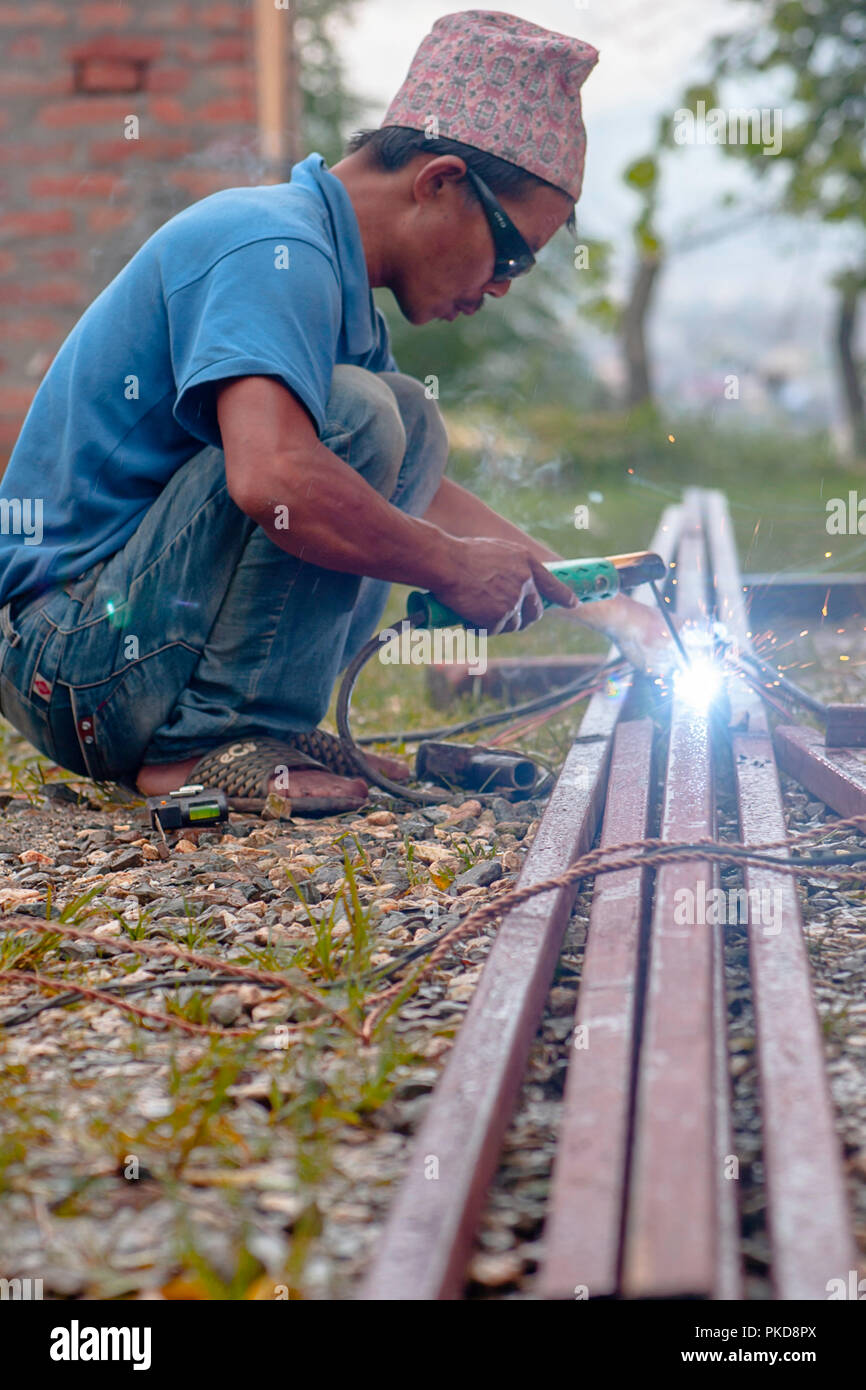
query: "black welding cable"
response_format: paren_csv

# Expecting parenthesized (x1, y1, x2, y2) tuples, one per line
(353, 653, 628, 746)
(335, 632, 624, 803)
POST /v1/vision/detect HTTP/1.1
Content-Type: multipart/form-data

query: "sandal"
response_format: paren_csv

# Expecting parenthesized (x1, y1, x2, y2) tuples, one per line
(188, 735, 367, 818)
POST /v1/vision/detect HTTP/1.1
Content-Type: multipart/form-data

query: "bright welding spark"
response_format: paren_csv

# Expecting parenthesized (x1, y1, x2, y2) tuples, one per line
(674, 652, 723, 712)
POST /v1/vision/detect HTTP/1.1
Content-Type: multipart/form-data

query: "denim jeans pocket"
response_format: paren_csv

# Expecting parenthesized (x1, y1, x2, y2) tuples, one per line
(65, 641, 202, 785)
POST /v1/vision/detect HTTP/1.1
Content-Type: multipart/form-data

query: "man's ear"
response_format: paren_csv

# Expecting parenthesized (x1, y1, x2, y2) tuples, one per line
(411, 155, 467, 209)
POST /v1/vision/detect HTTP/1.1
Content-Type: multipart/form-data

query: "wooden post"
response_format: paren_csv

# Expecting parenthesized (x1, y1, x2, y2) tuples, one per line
(254, 0, 303, 180)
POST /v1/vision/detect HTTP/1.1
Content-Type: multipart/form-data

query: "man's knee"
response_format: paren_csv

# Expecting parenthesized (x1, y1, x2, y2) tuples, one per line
(378, 371, 449, 512)
(324, 364, 406, 496)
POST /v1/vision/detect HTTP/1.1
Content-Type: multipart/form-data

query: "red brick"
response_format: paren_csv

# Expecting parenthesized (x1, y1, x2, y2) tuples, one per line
(192, 98, 256, 125)
(2, 315, 67, 341)
(0, 5, 69, 26)
(38, 98, 136, 128)
(0, 142, 76, 165)
(0, 250, 16, 274)
(78, 59, 144, 94)
(0, 387, 37, 413)
(88, 207, 133, 232)
(0, 72, 71, 97)
(0, 209, 74, 239)
(77, 2, 133, 27)
(169, 171, 236, 199)
(144, 67, 191, 94)
(206, 38, 249, 63)
(66, 36, 163, 61)
(212, 68, 255, 94)
(89, 134, 193, 162)
(29, 172, 129, 199)
(0, 281, 84, 307)
(201, 4, 252, 30)
(31, 247, 83, 271)
(148, 97, 189, 125)
(8, 35, 44, 59)
(141, 5, 193, 28)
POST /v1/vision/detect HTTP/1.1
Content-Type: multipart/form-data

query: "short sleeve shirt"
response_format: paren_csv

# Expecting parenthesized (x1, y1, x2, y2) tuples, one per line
(0, 153, 398, 606)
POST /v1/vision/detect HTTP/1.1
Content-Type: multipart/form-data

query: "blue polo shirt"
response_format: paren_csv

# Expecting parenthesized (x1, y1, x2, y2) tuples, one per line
(0, 153, 398, 607)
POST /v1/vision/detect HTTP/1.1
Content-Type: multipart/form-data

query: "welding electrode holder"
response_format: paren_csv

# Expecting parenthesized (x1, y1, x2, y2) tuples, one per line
(406, 551, 668, 630)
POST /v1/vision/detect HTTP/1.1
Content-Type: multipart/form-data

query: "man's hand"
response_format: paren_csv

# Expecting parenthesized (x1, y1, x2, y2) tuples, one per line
(429, 537, 578, 633)
(572, 592, 680, 673)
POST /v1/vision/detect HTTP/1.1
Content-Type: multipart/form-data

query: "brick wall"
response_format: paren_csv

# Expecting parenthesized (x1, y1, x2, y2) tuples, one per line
(0, 0, 261, 465)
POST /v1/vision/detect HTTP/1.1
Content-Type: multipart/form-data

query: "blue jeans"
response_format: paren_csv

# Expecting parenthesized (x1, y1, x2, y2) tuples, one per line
(0, 367, 448, 791)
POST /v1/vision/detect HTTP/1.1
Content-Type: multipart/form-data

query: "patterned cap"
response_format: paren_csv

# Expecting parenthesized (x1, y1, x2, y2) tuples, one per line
(382, 10, 599, 202)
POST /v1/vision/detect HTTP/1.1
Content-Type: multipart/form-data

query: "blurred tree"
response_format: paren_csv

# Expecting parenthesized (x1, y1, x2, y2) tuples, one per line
(295, 0, 366, 164)
(708, 0, 866, 454)
(621, 153, 664, 407)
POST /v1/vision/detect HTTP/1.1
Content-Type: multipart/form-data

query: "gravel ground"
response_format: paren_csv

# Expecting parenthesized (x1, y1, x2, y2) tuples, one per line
(1, 623, 865, 1300)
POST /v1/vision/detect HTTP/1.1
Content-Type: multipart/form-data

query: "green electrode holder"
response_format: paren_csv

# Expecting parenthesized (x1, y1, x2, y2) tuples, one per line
(407, 552, 666, 630)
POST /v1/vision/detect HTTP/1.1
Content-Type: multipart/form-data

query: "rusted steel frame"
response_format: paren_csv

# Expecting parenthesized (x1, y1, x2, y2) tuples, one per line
(361, 510, 681, 1300)
(704, 489, 857, 1299)
(623, 491, 739, 1298)
(774, 723, 866, 819)
(540, 718, 655, 1299)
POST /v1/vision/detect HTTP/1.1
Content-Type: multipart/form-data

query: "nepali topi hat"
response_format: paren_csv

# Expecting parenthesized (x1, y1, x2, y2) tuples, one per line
(382, 10, 599, 202)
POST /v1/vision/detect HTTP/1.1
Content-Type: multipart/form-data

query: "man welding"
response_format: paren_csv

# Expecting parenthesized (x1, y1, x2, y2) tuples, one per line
(0, 10, 672, 815)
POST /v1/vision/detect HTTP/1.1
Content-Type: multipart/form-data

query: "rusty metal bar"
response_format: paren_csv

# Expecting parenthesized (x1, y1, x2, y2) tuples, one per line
(704, 489, 857, 1299)
(774, 723, 866, 820)
(361, 510, 679, 1300)
(540, 717, 655, 1299)
(623, 491, 740, 1298)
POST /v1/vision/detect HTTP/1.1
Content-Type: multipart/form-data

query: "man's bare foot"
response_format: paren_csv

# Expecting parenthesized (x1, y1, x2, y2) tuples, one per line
(135, 747, 410, 799)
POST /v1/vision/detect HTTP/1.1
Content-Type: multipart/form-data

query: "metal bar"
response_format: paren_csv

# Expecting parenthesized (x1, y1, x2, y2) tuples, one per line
(774, 723, 866, 819)
(540, 718, 655, 1299)
(745, 573, 866, 624)
(361, 509, 679, 1300)
(623, 491, 739, 1298)
(704, 489, 857, 1299)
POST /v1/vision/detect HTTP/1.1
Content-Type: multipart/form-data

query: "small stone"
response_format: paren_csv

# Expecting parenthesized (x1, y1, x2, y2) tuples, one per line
(467, 1251, 523, 1288)
(209, 992, 243, 1026)
(366, 810, 396, 826)
(139, 844, 161, 861)
(548, 987, 577, 1016)
(19, 849, 53, 865)
(452, 859, 503, 892)
(111, 848, 144, 871)
(174, 839, 197, 853)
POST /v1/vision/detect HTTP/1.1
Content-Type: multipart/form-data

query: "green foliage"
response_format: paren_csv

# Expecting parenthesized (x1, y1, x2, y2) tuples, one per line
(711, 0, 866, 234)
(296, 0, 366, 165)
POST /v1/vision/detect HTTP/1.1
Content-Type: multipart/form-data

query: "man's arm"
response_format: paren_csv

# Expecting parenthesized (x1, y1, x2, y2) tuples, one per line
(216, 376, 577, 632)
(422, 477, 676, 662)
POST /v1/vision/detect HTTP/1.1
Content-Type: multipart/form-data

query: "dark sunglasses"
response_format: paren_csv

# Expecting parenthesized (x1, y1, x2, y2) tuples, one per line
(463, 168, 536, 282)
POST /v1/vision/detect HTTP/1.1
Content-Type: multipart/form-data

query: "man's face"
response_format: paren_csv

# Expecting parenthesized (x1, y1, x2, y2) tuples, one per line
(391, 156, 574, 326)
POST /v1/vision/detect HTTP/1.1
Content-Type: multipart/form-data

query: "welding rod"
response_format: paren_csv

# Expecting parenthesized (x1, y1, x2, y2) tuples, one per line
(649, 580, 691, 667)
